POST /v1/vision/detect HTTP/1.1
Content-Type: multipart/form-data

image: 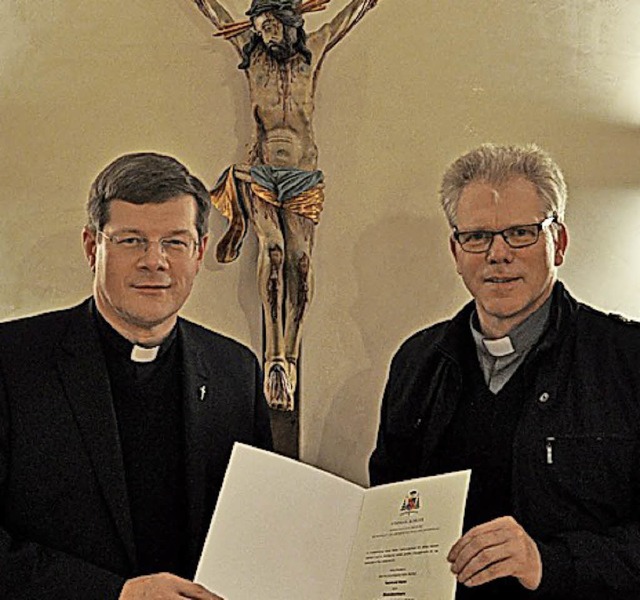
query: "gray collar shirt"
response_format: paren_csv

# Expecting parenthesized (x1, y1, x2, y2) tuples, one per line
(470, 295, 552, 394)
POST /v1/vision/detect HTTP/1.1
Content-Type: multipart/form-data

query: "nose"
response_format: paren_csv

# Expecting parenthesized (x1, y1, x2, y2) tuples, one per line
(486, 233, 514, 264)
(137, 240, 168, 270)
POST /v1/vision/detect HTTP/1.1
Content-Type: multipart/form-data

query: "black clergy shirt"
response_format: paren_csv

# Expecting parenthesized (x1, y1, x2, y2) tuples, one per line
(94, 306, 189, 578)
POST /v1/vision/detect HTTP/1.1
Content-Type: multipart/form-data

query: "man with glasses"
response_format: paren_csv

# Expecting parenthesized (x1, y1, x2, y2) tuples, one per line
(0, 152, 272, 599)
(370, 143, 640, 599)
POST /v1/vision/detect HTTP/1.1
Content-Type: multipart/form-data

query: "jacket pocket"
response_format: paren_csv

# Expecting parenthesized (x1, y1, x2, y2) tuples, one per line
(544, 433, 637, 522)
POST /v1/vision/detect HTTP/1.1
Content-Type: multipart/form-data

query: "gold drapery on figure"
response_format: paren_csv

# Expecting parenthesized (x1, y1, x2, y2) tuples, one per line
(210, 165, 325, 264)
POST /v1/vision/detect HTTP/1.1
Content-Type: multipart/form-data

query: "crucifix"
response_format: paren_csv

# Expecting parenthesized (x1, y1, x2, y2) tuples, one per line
(189, 0, 379, 453)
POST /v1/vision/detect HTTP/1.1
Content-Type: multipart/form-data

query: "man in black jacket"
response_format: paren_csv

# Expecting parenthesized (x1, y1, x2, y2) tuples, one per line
(0, 153, 273, 599)
(370, 143, 640, 599)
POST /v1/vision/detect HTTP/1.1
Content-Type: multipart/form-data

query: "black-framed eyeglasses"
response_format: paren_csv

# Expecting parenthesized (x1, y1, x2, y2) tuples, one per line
(452, 216, 557, 254)
(97, 231, 198, 258)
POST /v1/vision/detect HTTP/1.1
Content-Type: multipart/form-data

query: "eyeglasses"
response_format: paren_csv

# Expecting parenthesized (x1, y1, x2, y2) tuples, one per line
(97, 231, 198, 258)
(452, 216, 557, 254)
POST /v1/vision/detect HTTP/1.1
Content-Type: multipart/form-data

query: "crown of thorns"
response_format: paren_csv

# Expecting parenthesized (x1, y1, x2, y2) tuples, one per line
(214, 0, 331, 39)
(246, 0, 301, 17)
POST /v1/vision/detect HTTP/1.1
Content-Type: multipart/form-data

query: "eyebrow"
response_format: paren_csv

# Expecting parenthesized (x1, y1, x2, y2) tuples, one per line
(455, 217, 547, 232)
(458, 224, 529, 232)
(108, 228, 194, 236)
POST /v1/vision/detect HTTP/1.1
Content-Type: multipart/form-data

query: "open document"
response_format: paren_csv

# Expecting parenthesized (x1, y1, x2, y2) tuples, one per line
(195, 443, 470, 600)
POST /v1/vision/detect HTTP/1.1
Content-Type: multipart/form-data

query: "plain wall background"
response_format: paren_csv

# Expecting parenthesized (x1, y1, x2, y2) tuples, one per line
(1, 0, 639, 485)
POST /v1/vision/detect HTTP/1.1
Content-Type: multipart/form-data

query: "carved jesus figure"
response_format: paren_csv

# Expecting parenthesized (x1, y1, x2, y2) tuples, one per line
(190, 0, 378, 410)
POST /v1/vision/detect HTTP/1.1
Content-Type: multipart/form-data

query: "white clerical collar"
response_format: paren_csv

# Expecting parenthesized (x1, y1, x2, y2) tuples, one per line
(130, 344, 160, 363)
(470, 294, 552, 360)
(482, 336, 515, 357)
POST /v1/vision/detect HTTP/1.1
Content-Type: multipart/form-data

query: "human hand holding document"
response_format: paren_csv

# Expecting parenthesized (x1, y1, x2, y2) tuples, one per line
(195, 444, 469, 600)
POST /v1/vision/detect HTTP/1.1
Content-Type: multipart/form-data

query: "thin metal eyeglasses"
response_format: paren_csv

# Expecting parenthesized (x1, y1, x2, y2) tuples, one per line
(97, 231, 198, 258)
(452, 215, 557, 254)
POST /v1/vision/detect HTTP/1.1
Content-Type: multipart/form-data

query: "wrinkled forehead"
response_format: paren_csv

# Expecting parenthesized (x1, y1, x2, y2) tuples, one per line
(456, 177, 546, 229)
(104, 196, 199, 235)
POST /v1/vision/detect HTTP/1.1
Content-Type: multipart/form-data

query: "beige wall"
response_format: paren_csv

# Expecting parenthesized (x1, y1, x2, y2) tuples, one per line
(2, 1, 639, 485)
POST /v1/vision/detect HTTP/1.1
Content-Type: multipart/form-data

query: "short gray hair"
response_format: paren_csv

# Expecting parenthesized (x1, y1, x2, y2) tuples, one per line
(439, 143, 567, 227)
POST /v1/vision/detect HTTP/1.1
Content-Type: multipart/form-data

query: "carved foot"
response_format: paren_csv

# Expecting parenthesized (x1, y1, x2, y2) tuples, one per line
(285, 357, 298, 397)
(264, 361, 294, 412)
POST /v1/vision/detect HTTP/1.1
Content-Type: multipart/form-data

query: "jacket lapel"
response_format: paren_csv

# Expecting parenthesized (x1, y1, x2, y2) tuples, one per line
(180, 323, 212, 569)
(55, 301, 136, 568)
(180, 321, 238, 571)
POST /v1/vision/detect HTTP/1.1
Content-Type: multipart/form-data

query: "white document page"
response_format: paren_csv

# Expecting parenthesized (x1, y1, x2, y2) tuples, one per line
(195, 444, 469, 600)
(195, 443, 365, 600)
(341, 470, 470, 600)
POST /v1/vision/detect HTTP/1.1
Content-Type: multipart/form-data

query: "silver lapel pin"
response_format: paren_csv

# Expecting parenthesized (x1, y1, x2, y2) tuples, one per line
(199, 385, 207, 401)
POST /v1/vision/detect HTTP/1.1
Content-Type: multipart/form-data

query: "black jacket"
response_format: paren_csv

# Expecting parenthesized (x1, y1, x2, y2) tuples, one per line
(370, 283, 640, 599)
(0, 299, 273, 599)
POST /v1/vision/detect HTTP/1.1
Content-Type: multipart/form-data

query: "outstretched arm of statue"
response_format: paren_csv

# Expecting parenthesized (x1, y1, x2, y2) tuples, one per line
(189, 0, 250, 52)
(191, 0, 232, 29)
(313, 0, 378, 56)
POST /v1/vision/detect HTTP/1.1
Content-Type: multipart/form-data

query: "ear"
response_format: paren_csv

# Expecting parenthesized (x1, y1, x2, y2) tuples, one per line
(195, 234, 210, 273)
(450, 235, 462, 275)
(553, 223, 569, 267)
(82, 227, 97, 272)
